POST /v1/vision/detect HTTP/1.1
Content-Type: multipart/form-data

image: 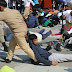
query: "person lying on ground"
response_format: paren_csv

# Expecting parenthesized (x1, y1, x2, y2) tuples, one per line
(29, 34, 72, 66)
(50, 13, 60, 25)
(26, 13, 40, 29)
(7, 29, 52, 43)
(42, 16, 55, 27)
(27, 29, 52, 43)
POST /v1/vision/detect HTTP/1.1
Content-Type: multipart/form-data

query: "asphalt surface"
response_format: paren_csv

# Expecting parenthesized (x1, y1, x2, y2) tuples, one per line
(0, 25, 72, 72)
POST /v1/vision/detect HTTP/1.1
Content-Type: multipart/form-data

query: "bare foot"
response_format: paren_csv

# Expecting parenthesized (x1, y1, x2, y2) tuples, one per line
(51, 34, 55, 35)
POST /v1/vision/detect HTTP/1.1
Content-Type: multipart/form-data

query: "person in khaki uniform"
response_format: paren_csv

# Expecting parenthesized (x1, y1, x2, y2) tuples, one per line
(56, 10, 72, 51)
(0, 1, 37, 63)
(0, 25, 8, 52)
(67, 0, 72, 10)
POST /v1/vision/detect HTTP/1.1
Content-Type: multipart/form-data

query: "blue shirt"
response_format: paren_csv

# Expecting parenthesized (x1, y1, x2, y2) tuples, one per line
(43, 18, 48, 21)
(33, 0, 39, 4)
(26, 14, 40, 28)
(60, 0, 65, 4)
(31, 43, 52, 66)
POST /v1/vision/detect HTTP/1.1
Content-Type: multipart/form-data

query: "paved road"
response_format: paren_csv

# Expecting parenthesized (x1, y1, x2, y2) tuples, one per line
(0, 25, 72, 72)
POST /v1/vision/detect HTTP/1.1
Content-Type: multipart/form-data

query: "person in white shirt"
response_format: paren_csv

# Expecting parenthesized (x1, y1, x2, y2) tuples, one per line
(28, 29, 52, 43)
(58, 10, 72, 32)
(22, 0, 35, 20)
(13, 0, 16, 9)
(56, 10, 72, 51)
(5, 0, 8, 7)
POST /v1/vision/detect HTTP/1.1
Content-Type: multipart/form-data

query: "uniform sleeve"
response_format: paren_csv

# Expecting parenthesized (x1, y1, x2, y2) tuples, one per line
(32, 44, 52, 66)
(28, 0, 35, 6)
(0, 12, 5, 21)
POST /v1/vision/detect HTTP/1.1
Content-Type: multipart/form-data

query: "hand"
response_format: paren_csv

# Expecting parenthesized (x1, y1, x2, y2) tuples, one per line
(52, 60, 58, 66)
(49, 41, 54, 47)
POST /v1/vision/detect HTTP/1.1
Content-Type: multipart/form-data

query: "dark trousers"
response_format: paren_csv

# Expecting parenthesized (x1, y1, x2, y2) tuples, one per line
(38, 29, 52, 40)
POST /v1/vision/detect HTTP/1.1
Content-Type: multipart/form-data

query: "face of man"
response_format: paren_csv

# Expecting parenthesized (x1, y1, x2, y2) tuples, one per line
(32, 39, 38, 45)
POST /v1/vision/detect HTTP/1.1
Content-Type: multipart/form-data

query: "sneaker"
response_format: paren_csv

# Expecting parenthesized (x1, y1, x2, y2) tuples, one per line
(55, 43, 61, 51)
(5, 59, 11, 63)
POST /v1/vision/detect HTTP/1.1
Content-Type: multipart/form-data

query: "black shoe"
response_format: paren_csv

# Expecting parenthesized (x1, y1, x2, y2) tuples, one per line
(4, 47, 8, 52)
(5, 59, 11, 63)
(2, 42, 8, 52)
(31, 59, 39, 65)
(2, 58, 11, 63)
(56, 43, 61, 51)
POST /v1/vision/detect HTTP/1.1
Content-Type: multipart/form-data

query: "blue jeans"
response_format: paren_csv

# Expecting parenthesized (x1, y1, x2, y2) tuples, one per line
(38, 29, 52, 40)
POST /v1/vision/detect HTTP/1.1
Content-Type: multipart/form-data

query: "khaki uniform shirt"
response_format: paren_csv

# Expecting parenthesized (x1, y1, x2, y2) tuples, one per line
(0, 8, 27, 33)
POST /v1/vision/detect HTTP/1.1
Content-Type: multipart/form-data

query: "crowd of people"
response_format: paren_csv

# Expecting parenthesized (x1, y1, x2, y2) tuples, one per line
(0, 0, 72, 66)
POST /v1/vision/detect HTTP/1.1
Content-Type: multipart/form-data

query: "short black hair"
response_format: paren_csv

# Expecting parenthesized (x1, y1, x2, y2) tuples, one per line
(47, 23, 53, 27)
(0, 0, 7, 7)
(32, 10, 37, 16)
(29, 34, 37, 40)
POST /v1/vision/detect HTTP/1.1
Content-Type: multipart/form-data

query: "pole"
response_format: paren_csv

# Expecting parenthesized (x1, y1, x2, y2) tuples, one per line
(62, 11, 63, 28)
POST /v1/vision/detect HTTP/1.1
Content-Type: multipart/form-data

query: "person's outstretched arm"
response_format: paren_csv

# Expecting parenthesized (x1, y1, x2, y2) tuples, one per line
(45, 41, 54, 51)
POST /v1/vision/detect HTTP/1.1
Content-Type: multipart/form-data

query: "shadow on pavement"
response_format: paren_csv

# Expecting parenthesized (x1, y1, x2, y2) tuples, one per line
(64, 68, 72, 72)
(14, 55, 49, 66)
